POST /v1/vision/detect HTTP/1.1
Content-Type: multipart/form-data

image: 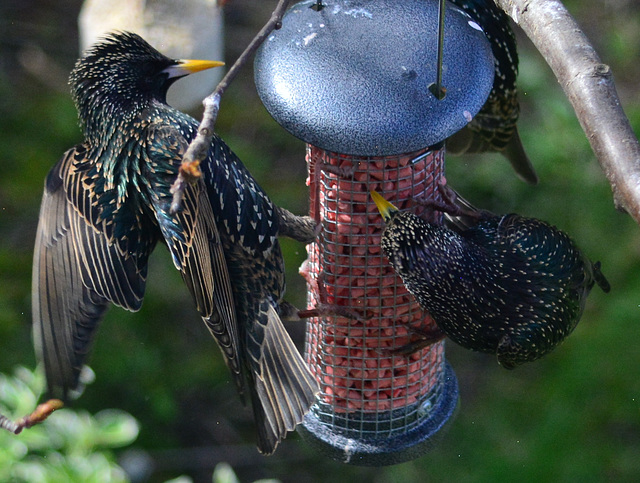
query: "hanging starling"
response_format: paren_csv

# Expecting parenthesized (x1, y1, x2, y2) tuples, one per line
(371, 190, 610, 368)
(32, 31, 318, 454)
(446, 0, 538, 184)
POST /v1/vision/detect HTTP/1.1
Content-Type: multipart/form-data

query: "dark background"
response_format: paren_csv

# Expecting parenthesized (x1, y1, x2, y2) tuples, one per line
(1, 0, 639, 481)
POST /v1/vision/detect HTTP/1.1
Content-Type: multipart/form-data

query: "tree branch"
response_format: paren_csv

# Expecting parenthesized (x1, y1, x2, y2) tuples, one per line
(170, 0, 293, 214)
(494, 0, 640, 224)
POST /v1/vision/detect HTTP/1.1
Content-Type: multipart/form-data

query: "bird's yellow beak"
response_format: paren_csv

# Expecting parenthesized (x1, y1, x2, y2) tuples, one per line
(164, 59, 225, 78)
(178, 59, 225, 73)
(371, 191, 399, 222)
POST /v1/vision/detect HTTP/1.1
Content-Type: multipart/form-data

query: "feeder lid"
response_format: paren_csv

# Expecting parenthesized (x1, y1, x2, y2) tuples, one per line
(254, 0, 495, 156)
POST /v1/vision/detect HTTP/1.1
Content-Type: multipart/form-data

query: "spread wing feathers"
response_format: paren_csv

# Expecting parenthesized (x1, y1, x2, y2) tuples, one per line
(154, 180, 246, 398)
(62, 145, 150, 308)
(248, 301, 319, 454)
(145, 123, 245, 398)
(33, 148, 149, 400)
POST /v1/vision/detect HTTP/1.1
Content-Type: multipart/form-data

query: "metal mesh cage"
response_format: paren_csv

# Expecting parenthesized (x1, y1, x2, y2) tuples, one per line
(299, 144, 457, 463)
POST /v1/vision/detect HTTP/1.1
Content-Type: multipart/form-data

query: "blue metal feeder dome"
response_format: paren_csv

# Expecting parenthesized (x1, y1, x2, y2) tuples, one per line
(254, 0, 494, 156)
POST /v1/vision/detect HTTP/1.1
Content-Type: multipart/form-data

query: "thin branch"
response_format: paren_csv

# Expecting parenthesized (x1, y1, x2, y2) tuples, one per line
(0, 399, 63, 435)
(170, 0, 293, 214)
(494, 0, 640, 224)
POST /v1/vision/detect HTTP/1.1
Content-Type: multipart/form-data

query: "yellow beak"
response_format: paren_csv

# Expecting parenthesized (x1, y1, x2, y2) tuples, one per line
(370, 191, 399, 222)
(178, 59, 225, 73)
(164, 59, 225, 78)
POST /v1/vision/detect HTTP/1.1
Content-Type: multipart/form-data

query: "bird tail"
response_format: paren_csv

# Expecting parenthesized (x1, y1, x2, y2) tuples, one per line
(592, 261, 611, 293)
(501, 128, 539, 185)
(250, 302, 319, 454)
(446, 126, 538, 185)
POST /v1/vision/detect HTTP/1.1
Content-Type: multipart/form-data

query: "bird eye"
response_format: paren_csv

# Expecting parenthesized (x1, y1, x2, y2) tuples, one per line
(139, 60, 159, 77)
(136, 61, 168, 92)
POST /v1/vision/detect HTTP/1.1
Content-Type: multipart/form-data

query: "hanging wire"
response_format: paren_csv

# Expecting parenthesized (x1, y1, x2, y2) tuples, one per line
(429, 0, 447, 100)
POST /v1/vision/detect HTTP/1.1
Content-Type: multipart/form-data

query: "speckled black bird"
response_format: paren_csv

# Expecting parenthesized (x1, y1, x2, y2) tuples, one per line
(446, 0, 538, 184)
(32, 31, 318, 454)
(371, 190, 609, 368)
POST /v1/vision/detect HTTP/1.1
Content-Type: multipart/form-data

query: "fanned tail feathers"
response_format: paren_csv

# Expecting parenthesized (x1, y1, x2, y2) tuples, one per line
(251, 303, 319, 454)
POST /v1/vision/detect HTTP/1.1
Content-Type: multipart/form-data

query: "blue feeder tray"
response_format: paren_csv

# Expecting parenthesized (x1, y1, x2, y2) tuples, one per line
(254, 0, 495, 156)
(297, 363, 460, 466)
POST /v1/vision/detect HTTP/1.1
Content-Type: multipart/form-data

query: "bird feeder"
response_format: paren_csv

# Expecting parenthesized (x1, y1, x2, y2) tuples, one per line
(255, 0, 494, 465)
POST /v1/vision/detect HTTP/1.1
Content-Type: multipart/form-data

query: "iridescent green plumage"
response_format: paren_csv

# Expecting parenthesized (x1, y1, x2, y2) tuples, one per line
(372, 190, 609, 368)
(32, 32, 317, 454)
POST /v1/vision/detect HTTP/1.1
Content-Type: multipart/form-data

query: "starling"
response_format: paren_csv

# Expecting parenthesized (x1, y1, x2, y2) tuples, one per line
(32, 31, 318, 454)
(371, 190, 610, 369)
(446, 0, 538, 184)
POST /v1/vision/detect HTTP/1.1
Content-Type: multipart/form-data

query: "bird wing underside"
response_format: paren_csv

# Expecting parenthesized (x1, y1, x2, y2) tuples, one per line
(245, 300, 319, 454)
(145, 123, 245, 397)
(33, 147, 149, 400)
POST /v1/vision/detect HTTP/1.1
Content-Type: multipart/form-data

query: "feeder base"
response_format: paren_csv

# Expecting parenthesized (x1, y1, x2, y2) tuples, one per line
(297, 362, 459, 466)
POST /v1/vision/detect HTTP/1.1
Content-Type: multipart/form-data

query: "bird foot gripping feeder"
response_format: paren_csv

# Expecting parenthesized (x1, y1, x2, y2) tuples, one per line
(255, 0, 494, 465)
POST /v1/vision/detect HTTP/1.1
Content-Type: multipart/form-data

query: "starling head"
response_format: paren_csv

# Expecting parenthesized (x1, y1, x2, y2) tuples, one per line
(70, 31, 223, 138)
(371, 191, 452, 276)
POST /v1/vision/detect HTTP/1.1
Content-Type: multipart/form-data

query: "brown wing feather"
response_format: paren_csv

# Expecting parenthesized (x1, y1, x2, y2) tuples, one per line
(33, 147, 149, 400)
(145, 123, 245, 398)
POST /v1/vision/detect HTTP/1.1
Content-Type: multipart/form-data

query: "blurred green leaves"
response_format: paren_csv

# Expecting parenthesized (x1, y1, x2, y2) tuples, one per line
(0, 366, 138, 483)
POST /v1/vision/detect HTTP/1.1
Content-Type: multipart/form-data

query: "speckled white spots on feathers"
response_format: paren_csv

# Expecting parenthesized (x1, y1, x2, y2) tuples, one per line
(380, 207, 607, 369)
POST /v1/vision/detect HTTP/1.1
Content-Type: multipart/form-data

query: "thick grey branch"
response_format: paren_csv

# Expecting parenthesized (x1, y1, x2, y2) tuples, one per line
(495, 0, 640, 224)
(170, 0, 293, 214)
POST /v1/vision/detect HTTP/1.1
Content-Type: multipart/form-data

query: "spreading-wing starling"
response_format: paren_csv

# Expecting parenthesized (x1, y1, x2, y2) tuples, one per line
(371, 190, 609, 369)
(32, 31, 318, 454)
(446, 0, 538, 184)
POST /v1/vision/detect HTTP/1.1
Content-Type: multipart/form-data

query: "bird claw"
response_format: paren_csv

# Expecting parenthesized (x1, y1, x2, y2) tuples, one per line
(179, 159, 202, 181)
(317, 160, 359, 179)
(412, 183, 482, 220)
(276, 207, 319, 244)
(169, 159, 203, 214)
(386, 325, 446, 356)
(297, 304, 368, 321)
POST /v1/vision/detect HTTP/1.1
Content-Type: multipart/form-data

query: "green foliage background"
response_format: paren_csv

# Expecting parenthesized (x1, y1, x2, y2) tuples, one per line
(0, 1, 638, 481)
(0, 366, 138, 483)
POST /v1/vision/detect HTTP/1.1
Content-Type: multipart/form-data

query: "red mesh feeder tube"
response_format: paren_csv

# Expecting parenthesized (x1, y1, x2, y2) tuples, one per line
(299, 146, 458, 462)
(304, 146, 446, 412)
(254, 0, 494, 465)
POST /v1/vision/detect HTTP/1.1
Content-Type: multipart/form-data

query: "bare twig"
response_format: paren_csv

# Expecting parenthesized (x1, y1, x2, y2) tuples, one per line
(0, 399, 64, 435)
(495, 0, 640, 224)
(170, 0, 293, 214)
